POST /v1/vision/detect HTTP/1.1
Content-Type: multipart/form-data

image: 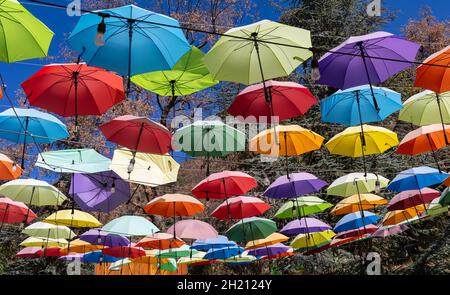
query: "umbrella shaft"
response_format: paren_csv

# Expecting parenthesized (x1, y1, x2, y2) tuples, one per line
(21, 117, 30, 169)
(357, 42, 380, 112)
(435, 93, 449, 145)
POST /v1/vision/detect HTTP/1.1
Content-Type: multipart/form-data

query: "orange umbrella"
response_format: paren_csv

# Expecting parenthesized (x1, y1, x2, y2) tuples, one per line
(415, 45, 450, 94)
(382, 205, 426, 226)
(136, 233, 185, 250)
(444, 174, 450, 187)
(0, 153, 22, 180)
(144, 194, 204, 217)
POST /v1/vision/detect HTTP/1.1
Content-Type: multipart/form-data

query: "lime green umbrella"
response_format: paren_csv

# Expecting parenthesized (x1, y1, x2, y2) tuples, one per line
(0, 0, 54, 62)
(20, 237, 68, 247)
(22, 222, 76, 239)
(274, 196, 333, 219)
(221, 254, 257, 264)
(327, 173, 390, 197)
(226, 217, 277, 243)
(427, 197, 448, 217)
(131, 46, 219, 96)
(0, 178, 66, 206)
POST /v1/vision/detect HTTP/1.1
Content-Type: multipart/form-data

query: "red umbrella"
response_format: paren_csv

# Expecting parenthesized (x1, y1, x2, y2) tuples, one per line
(21, 63, 125, 129)
(102, 244, 146, 259)
(211, 196, 271, 220)
(16, 247, 41, 259)
(228, 80, 317, 123)
(334, 224, 378, 239)
(387, 188, 440, 211)
(192, 171, 257, 200)
(0, 197, 36, 227)
(38, 247, 62, 257)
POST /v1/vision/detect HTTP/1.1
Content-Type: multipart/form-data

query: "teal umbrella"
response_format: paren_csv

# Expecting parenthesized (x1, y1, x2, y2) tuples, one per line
(102, 215, 159, 237)
(155, 245, 198, 259)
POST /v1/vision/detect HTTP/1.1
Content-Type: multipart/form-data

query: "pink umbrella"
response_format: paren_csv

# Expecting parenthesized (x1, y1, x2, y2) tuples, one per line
(166, 219, 218, 240)
(0, 197, 37, 227)
(372, 224, 409, 238)
(334, 224, 378, 239)
(387, 188, 440, 211)
(16, 247, 41, 258)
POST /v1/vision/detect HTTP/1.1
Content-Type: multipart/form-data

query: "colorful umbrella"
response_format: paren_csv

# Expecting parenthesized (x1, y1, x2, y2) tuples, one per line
(248, 243, 289, 258)
(226, 217, 277, 243)
(70, 171, 130, 213)
(333, 211, 380, 233)
(387, 188, 440, 211)
(102, 215, 159, 237)
(210, 196, 271, 220)
(22, 222, 76, 240)
(0, 153, 22, 180)
(414, 45, 450, 94)
(59, 239, 103, 255)
(0, 197, 36, 225)
(245, 233, 289, 250)
(331, 193, 387, 215)
(263, 172, 327, 199)
(103, 244, 146, 259)
(386, 166, 449, 192)
(166, 219, 218, 240)
(334, 224, 379, 239)
(144, 194, 204, 218)
(16, 247, 42, 259)
(290, 230, 335, 251)
(372, 224, 409, 238)
(0, 0, 54, 62)
(204, 246, 244, 260)
(154, 245, 198, 259)
(327, 172, 389, 197)
(382, 205, 426, 226)
(425, 197, 448, 217)
(280, 218, 332, 236)
(191, 235, 235, 251)
(20, 237, 67, 248)
(439, 187, 450, 206)
(83, 251, 120, 264)
(68, 4, 190, 92)
(274, 196, 332, 219)
(80, 229, 130, 247)
(44, 210, 102, 228)
(136, 233, 184, 250)
(0, 108, 69, 168)
(0, 179, 66, 206)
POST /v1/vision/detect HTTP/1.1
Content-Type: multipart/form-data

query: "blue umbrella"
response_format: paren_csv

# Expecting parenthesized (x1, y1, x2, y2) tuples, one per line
(386, 166, 449, 192)
(321, 85, 402, 126)
(191, 235, 236, 251)
(83, 251, 120, 264)
(333, 211, 380, 233)
(203, 246, 244, 260)
(68, 4, 190, 93)
(0, 108, 68, 168)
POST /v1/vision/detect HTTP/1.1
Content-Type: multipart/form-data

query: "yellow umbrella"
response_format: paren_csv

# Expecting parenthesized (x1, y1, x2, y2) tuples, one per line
(110, 148, 179, 187)
(245, 232, 289, 250)
(331, 193, 387, 215)
(177, 252, 208, 265)
(43, 210, 102, 228)
(20, 237, 68, 247)
(290, 230, 335, 251)
(382, 205, 426, 226)
(59, 239, 103, 255)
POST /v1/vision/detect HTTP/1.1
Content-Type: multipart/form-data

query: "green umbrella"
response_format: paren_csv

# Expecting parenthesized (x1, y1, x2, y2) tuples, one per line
(158, 258, 178, 272)
(155, 245, 198, 259)
(439, 187, 450, 206)
(426, 198, 448, 217)
(226, 217, 277, 243)
(0, 0, 54, 62)
(274, 196, 333, 219)
(0, 178, 66, 206)
(327, 173, 390, 197)
(22, 222, 76, 239)
(35, 149, 111, 174)
(131, 46, 219, 96)
(102, 215, 159, 237)
(173, 120, 245, 175)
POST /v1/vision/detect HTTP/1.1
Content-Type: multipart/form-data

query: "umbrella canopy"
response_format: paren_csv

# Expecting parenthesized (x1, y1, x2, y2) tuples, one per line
(274, 196, 332, 219)
(59, 239, 103, 255)
(166, 220, 218, 240)
(144, 194, 204, 217)
(100, 115, 172, 154)
(154, 245, 198, 259)
(20, 237, 68, 248)
(109, 258, 132, 271)
(0, 179, 66, 206)
(103, 245, 146, 259)
(131, 46, 218, 96)
(70, 171, 131, 213)
(159, 259, 178, 272)
(414, 45, 450, 94)
(102, 215, 159, 237)
(248, 243, 289, 258)
(334, 224, 379, 239)
(263, 172, 327, 199)
(36, 149, 111, 174)
(425, 197, 448, 217)
(0, 0, 54, 62)
(386, 166, 449, 192)
(177, 252, 209, 265)
(221, 254, 257, 264)
(80, 229, 130, 247)
(211, 196, 271, 220)
(204, 20, 312, 85)
(0, 153, 22, 180)
(16, 247, 42, 259)
(192, 171, 257, 200)
(226, 217, 277, 243)
(22, 222, 76, 240)
(372, 224, 409, 238)
(397, 124, 450, 157)
(333, 211, 380, 233)
(0, 197, 36, 224)
(290, 230, 335, 251)
(245, 233, 289, 250)
(330, 193, 387, 215)
(327, 172, 389, 197)
(204, 246, 244, 260)
(439, 187, 450, 206)
(321, 85, 402, 126)
(228, 80, 317, 122)
(191, 235, 235, 251)
(387, 188, 440, 211)
(43, 210, 102, 228)
(110, 148, 179, 186)
(280, 218, 332, 236)
(382, 205, 426, 226)
(83, 251, 120, 264)
(136, 233, 185, 250)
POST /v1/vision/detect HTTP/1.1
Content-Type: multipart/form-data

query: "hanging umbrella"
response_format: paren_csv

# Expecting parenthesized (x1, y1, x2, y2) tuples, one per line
(191, 235, 235, 251)
(247, 243, 289, 258)
(327, 172, 389, 197)
(136, 233, 184, 250)
(330, 193, 387, 215)
(221, 254, 257, 264)
(59, 254, 84, 262)
(0, 179, 66, 206)
(35, 149, 111, 174)
(16, 247, 42, 259)
(325, 125, 398, 174)
(21, 63, 125, 130)
(386, 166, 449, 192)
(37, 247, 62, 258)
(274, 196, 332, 219)
(225, 217, 277, 243)
(80, 229, 130, 247)
(321, 85, 402, 126)
(317, 31, 420, 111)
(43, 210, 102, 228)
(173, 121, 245, 176)
(204, 246, 244, 260)
(290, 230, 335, 251)
(20, 237, 68, 248)
(334, 224, 379, 239)
(102, 215, 159, 237)
(159, 259, 178, 272)
(211, 196, 271, 220)
(177, 252, 209, 265)
(0, 153, 22, 180)
(425, 197, 448, 218)
(333, 211, 380, 233)
(414, 45, 450, 94)
(399, 90, 450, 144)
(0, 197, 36, 225)
(228, 80, 317, 123)
(0, 108, 69, 168)
(22, 222, 76, 240)
(166, 219, 218, 240)
(439, 187, 450, 206)
(372, 224, 409, 238)
(387, 188, 440, 211)
(192, 171, 257, 200)
(110, 148, 179, 186)
(382, 205, 427, 226)
(280, 218, 332, 236)
(154, 245, 198, 259)
(68, 4, 190, 93)
(245, 233, 289, 250)
(103, 244, 146, 259)
(59, 239, 103, 255)
(0, 0, 54, 62)
(144, 194, 204, 217)
(83, 251, 120, 264)
(109, 258, 132, 271)
(263, 172, 327, 199)
(70, 171, 131, 213)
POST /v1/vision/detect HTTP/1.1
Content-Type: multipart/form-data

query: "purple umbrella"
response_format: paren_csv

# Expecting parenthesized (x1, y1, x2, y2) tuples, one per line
(248, 243, 290, 257)
(317, 31, 420, 111)
(80, 229, 130, 247)
(59, 253, 84, 262)
(263, 173, 327, 199)
(70, 171, 131, 213)
(280, 217, 332, 236)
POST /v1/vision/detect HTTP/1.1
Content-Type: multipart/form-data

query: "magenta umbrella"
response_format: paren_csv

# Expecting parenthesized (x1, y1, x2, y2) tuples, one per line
(387, 187, 440, 211)
(166, 219, 218, 240)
